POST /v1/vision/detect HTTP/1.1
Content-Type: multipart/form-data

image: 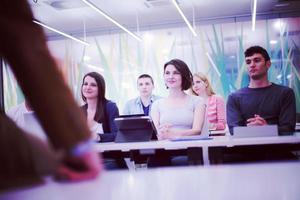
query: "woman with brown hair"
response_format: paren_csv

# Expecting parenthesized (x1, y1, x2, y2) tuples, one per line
(81, 72, 119, 139)
(151, 59, 206, 140)
(81, 72, 127, 169)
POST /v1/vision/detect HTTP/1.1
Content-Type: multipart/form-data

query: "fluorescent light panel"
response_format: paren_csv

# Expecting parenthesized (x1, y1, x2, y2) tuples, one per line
(86, 64, 104, 72)
(270, 40, 278, 44)
(33, 20, 89, 46)
(252, 0, 257, 31)
(81, 0, 142, 41)
(171, 0, 197, 37)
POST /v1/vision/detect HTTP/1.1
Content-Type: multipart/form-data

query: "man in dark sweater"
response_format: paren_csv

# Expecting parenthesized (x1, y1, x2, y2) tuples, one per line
(227, 46, 296, 135)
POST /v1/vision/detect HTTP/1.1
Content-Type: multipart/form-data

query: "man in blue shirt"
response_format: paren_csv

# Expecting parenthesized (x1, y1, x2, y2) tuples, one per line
(227, 46, 296, 135)
(123, 74, 160, 116)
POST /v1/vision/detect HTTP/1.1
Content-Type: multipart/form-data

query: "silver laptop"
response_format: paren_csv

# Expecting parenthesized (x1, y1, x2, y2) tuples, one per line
(233, 125, 278, 138)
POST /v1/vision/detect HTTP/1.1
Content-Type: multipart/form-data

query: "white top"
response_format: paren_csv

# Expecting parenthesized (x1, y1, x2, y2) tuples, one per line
(90, 122, 104, 135)
(2, 162, 300, 200)
(151, 95, 204, 130)
(6, 102, 47, 141)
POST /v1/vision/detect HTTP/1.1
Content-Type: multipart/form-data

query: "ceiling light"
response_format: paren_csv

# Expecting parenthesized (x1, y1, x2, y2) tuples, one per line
(206, 52, 221, 77)
(252, 0, 257, 31)
(274, 20, 285, 31)
(275, 3, 290, 7)
(276, 74, 282, 79)
(81, 0, 142, 42)
(270, 40, 278, 45)
(85, 64, 104, 72)
(33, 20, 89, 46)
(171, 0, 197, 37)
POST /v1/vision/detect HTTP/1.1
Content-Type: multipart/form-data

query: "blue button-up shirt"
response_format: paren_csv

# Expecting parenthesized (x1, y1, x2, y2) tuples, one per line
(122, 95, 161, 116)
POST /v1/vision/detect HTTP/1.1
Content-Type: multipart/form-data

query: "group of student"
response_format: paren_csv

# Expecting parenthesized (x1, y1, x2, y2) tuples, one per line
(77, 45, 296, 141)
(7, 44, 297, 145)
(79, 60, 223, 141)
(8, 46, 297, 143)
(0, 0, 297, 188)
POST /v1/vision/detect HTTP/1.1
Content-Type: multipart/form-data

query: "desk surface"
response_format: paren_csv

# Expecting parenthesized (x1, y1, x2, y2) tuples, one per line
(1, 162, 300, 200)
(95, 132, 300, 152)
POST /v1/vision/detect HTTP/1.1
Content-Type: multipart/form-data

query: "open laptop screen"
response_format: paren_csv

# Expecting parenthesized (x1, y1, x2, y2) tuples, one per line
(114, 116, 157, 143)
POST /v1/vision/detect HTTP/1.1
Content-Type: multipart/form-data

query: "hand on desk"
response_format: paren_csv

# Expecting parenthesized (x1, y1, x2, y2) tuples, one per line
(247, 114, 267, 126)
(56, 151, 103, 182)
(158, 123, 178, 140)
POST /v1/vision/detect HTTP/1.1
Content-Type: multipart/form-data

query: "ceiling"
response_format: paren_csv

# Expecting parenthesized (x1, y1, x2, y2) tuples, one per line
(28, 0, 300, 38)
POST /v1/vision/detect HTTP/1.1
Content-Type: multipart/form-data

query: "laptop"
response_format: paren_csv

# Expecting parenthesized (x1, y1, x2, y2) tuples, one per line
(114, 115, 157, 143)
(233, 125, 278, 138)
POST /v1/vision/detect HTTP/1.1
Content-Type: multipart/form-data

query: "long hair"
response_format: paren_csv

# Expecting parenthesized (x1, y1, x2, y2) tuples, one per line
(192, 72, 215, 96)
(81, 72, 107, 122)
(163, 59, 193, 90)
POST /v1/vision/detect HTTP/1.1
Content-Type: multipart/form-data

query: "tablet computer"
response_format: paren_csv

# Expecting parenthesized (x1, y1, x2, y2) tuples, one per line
(114, 115, 157, 143)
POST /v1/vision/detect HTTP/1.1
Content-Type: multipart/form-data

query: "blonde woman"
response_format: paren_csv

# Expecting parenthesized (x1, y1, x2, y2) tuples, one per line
(192, 73, 226, 130)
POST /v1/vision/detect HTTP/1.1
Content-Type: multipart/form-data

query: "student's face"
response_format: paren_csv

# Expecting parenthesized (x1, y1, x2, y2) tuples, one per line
(137, 77, 154, 97)
(245, 53, 271, 80)
(164, 64, 182, 89)
(192, 76, 207, 96)
(82, 76, 99, 100)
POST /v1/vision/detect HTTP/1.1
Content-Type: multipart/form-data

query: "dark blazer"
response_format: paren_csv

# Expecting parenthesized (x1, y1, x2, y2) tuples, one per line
(81, 100, 119, 142)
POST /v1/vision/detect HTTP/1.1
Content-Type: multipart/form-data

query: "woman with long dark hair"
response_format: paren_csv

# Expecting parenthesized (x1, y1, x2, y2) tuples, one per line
(81, 72, 127, 170)
(81, 72, 119, 139)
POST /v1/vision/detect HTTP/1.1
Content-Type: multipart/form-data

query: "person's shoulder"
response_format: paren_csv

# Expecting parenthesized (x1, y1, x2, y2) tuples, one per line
(125, 97, 140, 105)
(211, 94, 225, 104)
(189, 95, 205, 106)
(106, 99, 117, 107)
(271, 83, 295, 99)
(153, 97, 164, 104)
(228, 87, 248, 98)
(105, 100, 119, 114)
(189, 94, 201, 100)
(212, 94, 224, 100)
(151, 94, 162, 101)
(271, 83, 293, 92)
(151, 97, 164, 108)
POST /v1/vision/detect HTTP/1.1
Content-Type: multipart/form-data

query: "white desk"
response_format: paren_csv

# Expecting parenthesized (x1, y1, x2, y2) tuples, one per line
(95, 133, 300, 151)
(95, 132, 300, 165)
(1, 161, 300, 200)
